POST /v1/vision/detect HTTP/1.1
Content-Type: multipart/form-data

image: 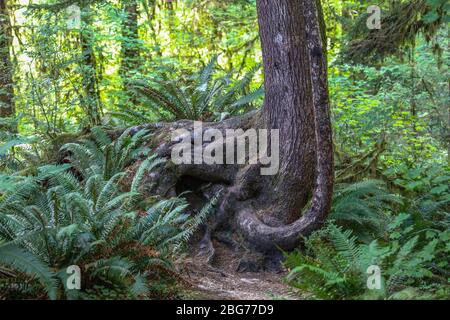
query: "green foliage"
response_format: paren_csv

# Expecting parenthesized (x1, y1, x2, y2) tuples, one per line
(344, 0, 448, 62)
(285, 174, 450, 300)
(386, 164, 450, 215)
(133, 57, 263, 121)
(331, 180, 402, 236)
(0, 243, 57, 299)
(0, 128, 208, 300)
(331, 40, 449, 169)
(2, 0, 449, 302)
(285, 220, 449, 300)
(0, 115, 40, 172)
(60, 126, 154, 179)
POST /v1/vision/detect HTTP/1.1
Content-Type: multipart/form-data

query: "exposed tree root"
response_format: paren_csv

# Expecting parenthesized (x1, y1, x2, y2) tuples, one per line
(123, 0, 334, 268)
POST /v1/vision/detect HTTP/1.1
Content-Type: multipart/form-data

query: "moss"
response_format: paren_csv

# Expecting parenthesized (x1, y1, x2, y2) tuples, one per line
(344, 0, 445, 63)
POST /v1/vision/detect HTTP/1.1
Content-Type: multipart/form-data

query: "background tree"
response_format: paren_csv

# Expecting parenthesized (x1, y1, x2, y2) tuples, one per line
(120, 0, 140, 91)
(0, 0, 14, 126)
(80, 2, 102, 125)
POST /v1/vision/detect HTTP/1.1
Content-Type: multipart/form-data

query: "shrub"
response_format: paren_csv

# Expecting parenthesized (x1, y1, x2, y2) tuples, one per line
(0, 128, 216, 299)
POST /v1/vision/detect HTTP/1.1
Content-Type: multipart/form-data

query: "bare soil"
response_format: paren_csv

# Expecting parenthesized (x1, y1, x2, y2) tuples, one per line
(176, 241, 303, 300)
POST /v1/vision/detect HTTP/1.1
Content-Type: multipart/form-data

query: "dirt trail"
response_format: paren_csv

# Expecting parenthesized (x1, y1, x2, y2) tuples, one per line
(177, 241, 303, 300)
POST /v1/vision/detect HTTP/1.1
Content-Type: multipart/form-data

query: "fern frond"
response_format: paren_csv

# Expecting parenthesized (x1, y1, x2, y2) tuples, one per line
(0, 243, 57, 299)
(326, 224, 362, 268)
(131, 156, 165, 192)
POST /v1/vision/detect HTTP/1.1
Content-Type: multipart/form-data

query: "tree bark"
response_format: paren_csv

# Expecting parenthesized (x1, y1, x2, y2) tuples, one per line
(80, 4, 102, 125)
(126, 0, 334, 256)
(120, 0, 140, 78)
(257, 0, 317, 224)
(0, 0, 15, 122)
(236, 0, 333, 251)
(120, 0, 141, 107)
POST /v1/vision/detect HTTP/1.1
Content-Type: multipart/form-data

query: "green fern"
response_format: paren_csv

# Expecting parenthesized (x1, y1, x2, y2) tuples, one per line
(107, 110, 153, 126)
(61, 127, 151, 180)
(331, 180, 403, 236)
(172, 191, 222, 251)
(0, 128, 196, 299)
(285, 217, 448, 300)
(132, 58, 263, 121)
(131, 155, 166, 193)
(0, 243, 57, 300)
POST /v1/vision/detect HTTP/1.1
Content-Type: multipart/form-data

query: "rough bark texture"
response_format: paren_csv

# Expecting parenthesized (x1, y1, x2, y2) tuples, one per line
(0, 0, 14, 120)
(127, 0, 334, 260)
(258, 0, 317, 224)
(236, 0, 334, 251)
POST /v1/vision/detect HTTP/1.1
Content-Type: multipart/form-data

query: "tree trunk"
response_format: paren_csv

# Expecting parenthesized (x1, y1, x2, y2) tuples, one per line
(120, 0, 140, 79)
(120, 0, 140, 107)
(257, 0, 317, 224)
(80, 4, 102, 125)
(236, 0, 333, 250)
(0, 0, 15, 123)
(125, 0, 334, 258)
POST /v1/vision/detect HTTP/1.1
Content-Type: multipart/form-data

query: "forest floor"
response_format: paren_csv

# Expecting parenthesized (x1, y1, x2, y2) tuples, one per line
(177, 240, 303, 300)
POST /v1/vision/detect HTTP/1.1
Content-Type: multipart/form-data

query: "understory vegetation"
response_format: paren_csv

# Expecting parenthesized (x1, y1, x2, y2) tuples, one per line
(285, 176, 450, 299)
(1, 0, 449, 300)
(0, 128, 214, 299)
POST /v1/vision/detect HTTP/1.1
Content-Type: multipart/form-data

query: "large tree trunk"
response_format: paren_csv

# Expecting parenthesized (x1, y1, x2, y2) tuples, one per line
(127, 0, 333, 259)
(236, 0, 333, 251)
(0, 0, 15, 123)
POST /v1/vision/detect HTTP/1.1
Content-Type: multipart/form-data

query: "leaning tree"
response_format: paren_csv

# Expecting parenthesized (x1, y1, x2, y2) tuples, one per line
(127, 0, 334, 259)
